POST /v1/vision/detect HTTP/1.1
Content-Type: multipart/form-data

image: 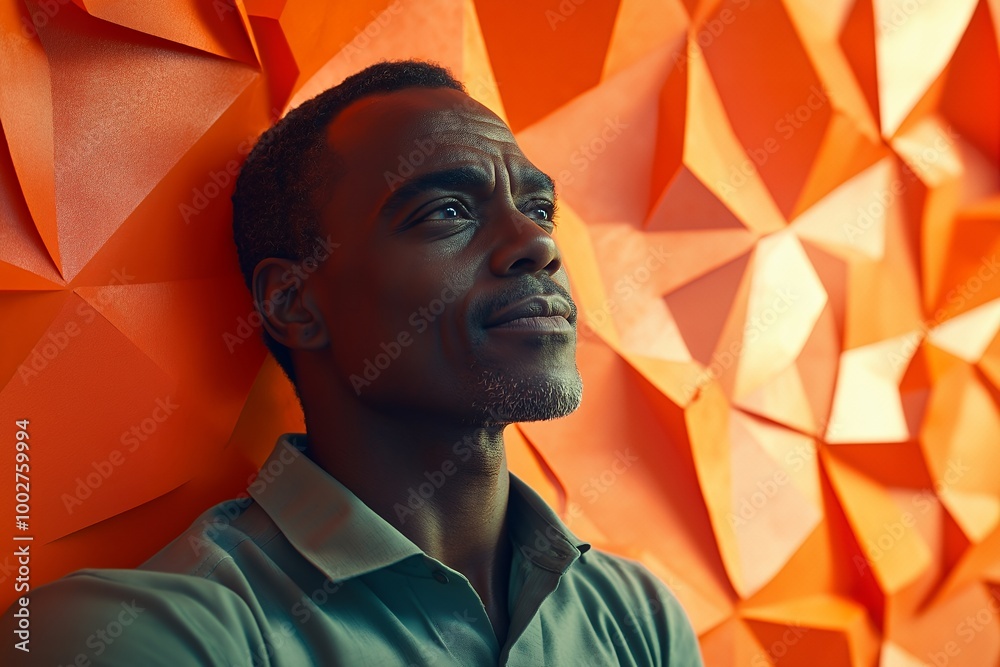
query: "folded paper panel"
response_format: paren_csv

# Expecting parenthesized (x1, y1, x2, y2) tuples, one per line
(789, 112, 889, 220)
(920, 362, 1000, 543)
(826, 335, 915, 444)
(933, 526, 1000, 604)
(0, 124, 61, 287)
(0, 293, 189, 544)
(286, 0, 466, 114)
(940, 0, 1000, 165)
(784, 0, 880, 140)
(516, 41, 678, 227)
(35, 1, 257, 282)
(78, 0, 259, 64)
(980, 326, 1000, 390)
(792, 156, 902, 263)
(726, 410, 823, 594)
(886, 582, 1000, 666)
(0, 1, 60, 274)
(822, 447, 933, 593)
(741, 594, 880, 667)
(698, 0, 831, 219)
(70, 81, 273, 286)
(733, 231, 828, 400)
(74, 277, 264, 443)
(929, 200, 1000, 323)
(872, 0, 978, 137)
(734, 363, 817, 436)
(0, 290, 72, 389)
(792, 303, 841, 436)
(473, 0, 621, 131)
(683, 43, 787, 235)
(927, 298, 1000, 363)
(839, 0, 881, 132)
(664, 252, 749, 367)
(506, 424, 565, 514)
(600, 0, 688, 80)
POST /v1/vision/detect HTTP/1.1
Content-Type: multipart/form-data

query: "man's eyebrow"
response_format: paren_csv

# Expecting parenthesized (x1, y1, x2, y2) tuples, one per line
(513, 165, 556, 199)
(380, 166, 492, 219)
(379, 164, 558, 220)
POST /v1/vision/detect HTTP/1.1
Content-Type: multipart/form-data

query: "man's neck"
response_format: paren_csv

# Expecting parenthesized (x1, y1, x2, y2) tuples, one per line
(303, 409, 513, 643)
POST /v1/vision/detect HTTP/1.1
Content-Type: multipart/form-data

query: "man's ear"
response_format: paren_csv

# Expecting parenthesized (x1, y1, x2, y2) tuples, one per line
(251, 257, 329, 350)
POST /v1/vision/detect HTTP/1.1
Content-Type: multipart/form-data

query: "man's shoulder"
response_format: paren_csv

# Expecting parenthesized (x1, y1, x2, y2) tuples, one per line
(138, 495, 279, 579)
(4, 566, 264, 665)
(570, 547, 678, 595)
(1, 498, 280, 665)
(565, 547, 704, 666)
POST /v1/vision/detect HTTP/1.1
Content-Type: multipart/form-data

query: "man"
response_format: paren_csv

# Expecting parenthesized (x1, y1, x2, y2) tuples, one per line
(5, 60, 703, 666)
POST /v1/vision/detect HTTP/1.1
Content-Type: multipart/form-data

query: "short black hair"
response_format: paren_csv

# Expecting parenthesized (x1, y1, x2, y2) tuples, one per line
(231, 60, 465, 390)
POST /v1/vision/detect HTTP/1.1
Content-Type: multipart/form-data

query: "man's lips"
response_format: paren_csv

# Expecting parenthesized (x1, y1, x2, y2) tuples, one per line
(488, 315, 574, 333)
(484, 295, 575, 330)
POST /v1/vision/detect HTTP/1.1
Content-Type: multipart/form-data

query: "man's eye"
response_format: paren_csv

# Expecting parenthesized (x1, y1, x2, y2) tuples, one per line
(423, 203, 469, 221)
(527, 203, 557, 226)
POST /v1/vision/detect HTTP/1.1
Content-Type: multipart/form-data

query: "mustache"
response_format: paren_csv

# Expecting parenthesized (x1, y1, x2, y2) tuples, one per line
(471, 278, 578, 325)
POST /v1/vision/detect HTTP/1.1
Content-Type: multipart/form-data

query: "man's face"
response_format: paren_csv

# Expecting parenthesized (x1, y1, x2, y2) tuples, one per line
(308, 86, 582, 425)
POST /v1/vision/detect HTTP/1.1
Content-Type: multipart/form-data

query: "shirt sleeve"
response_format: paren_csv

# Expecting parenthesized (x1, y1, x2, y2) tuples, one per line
(2, 569, 267, 666)
(651, 573, 704, 667)
(593, 553, 705, 667)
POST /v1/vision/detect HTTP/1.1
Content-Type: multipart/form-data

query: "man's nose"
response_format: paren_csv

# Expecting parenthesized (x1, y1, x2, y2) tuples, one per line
(488, 208, 562, 278)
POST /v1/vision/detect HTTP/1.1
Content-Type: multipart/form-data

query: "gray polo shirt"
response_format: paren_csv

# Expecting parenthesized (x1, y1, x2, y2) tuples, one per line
(7, 434, 703, 666)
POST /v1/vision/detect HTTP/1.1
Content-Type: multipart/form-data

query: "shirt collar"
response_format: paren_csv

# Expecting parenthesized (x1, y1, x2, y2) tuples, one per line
(249, 433, 590, 582)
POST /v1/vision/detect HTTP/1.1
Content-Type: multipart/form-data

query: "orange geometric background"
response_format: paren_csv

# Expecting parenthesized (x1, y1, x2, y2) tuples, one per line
(1, 0, 999, 664)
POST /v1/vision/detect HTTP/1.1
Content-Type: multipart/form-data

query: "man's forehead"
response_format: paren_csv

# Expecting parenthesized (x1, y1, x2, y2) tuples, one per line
(326, 87, 518, 158)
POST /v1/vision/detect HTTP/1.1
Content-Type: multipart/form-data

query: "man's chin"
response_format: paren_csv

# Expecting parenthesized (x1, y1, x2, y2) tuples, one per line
(466, 367, 584, 426)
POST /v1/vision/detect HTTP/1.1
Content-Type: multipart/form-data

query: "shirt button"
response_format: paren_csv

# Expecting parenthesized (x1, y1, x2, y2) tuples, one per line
(432, 570, 449, 584)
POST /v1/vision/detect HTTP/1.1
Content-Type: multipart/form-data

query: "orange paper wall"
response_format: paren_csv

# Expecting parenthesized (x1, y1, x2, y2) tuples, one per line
(1, 0, 999, 664)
